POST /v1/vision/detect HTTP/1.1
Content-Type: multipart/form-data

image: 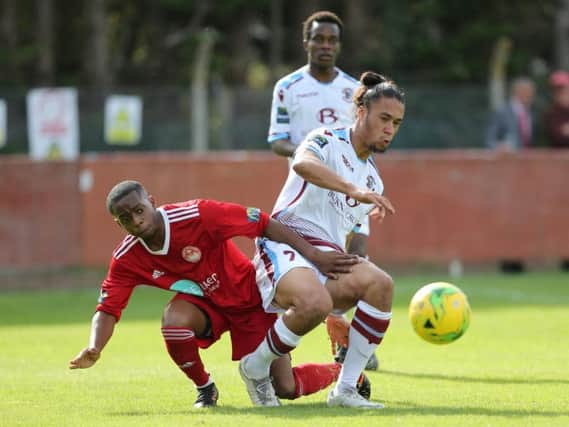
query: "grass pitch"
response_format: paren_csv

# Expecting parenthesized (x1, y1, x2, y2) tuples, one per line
(1, 271, 568, 426)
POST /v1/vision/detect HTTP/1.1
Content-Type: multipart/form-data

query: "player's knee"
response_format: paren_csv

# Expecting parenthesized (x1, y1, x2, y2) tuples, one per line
(358, 263, 393, 292)
(161, 300, 191, 327)
(297, 287, 333, 320)
(372, 268, 394, 297)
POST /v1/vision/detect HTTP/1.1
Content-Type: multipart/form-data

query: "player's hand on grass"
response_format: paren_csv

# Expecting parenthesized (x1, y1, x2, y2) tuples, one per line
(69, 347, 100, 369)
(325, 314, 350, 353)
(349, 189, 395, 216)
(313, 250, 360, 279)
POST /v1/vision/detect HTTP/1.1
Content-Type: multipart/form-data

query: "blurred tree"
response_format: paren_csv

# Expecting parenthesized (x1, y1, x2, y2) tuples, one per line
(269, 0, 283, 81)
(0, 0, 18, 82)
(0, 0, 564, 86)
(555, 0, 569, 70)
(85, 0, 110, 89)
(36, 0, 54, 85)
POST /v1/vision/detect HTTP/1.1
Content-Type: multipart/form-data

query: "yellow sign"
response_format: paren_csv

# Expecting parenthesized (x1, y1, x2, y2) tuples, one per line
(105, 95, 142, 145)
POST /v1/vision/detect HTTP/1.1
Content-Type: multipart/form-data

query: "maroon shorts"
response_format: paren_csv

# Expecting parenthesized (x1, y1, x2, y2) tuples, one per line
(171, 293, 277, 360)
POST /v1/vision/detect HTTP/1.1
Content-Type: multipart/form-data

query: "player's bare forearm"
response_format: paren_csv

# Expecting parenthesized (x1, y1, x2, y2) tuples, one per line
(264, 219, 319, 259)
(294, 151, 395, 214)
(293, 150, 357, 194)
(271, 139, 297, 157)
(346, 232, 368, 257)
(69, 311, 116, 369)
(89, 311, 116, 351)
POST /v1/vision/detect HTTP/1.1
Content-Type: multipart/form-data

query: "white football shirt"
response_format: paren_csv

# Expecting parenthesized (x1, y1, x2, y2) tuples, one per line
(268, 66, 359, 147)
(271, 127, 383, 250)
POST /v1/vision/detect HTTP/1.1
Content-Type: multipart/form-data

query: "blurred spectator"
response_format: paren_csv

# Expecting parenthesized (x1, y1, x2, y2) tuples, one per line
(486, 77, 536, 151)
(543, 70, 569, 149)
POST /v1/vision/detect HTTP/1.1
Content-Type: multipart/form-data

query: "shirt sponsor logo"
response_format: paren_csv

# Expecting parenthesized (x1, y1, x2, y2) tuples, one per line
(200, 272, 221, 296)
(152, 270, 165, 279)
(297, 91, 318, 98)
(327, 191, 360, 225)
(182, 246, 202, 263)
(247, 207, 261, 222)
(317, 108, 338, 124)
(342, 87, 353, 102)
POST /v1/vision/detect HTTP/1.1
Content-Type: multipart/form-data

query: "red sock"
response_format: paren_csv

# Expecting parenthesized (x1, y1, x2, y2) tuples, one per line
(291, 362, 341, 399)
(162, 327, 209, 387)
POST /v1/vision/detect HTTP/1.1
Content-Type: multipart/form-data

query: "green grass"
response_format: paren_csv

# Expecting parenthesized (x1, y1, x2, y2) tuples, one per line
(1, 271, 569, 426)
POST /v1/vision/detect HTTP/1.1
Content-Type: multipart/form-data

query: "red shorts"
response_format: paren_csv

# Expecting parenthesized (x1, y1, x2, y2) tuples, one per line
(171, 293, 277, 360)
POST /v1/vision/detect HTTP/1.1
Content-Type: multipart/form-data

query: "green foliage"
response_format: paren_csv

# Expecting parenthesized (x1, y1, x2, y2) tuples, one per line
(0, 0, 563, 86)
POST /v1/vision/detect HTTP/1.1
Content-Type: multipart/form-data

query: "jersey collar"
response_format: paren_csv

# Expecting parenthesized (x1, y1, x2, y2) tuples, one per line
(138, 208, 170, 255)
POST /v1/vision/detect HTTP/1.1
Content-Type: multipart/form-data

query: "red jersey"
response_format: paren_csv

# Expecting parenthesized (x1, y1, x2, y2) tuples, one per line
(96, 199, 269, 320)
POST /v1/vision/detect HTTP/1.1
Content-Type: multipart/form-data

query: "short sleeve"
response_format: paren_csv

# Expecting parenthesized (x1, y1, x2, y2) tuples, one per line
(198, 199, 270, 242)
(95, 260, 137, 321)
(267, 81, 291, 144)
(293, 128, 332, 166)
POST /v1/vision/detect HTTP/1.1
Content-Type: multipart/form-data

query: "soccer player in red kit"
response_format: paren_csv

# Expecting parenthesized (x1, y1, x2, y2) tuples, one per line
(69, 180, 364, 408)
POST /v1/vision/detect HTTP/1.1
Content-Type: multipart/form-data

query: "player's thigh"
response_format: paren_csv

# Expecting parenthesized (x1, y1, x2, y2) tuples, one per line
(326, 260, 391, 311)
(275, 266, 330, 310)
(255, 238, 329, 310)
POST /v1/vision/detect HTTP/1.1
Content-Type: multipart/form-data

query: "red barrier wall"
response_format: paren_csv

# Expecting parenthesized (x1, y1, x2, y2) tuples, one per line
(1, 150, 568, 269)
(0, 156, 81, 267)
(79, 152, 289, 266)
(370, 150, 569, 263)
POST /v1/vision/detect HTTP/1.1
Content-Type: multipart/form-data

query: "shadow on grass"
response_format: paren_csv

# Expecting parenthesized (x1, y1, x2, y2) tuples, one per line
(109, 401, 569, 418)
(380, 368, 569, 385)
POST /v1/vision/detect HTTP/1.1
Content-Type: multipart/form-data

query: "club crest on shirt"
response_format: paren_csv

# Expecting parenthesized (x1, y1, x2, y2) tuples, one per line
(366, 175, 377, 190)
(182, 246, 201, 263)
(342, 87, 353, 102)
(278, 89, 284, 103)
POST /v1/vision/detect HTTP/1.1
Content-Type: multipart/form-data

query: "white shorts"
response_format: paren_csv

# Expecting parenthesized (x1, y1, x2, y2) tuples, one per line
(253, 237, 334, 313)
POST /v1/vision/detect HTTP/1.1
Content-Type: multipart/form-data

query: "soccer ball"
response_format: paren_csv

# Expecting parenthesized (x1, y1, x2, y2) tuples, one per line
(408, 282, 471, 344)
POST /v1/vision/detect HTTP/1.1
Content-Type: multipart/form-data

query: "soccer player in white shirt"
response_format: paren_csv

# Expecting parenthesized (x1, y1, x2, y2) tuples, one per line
(240, 71, 405, 408)
(268, 11, 358, 158)
(267, 10, 380, 372)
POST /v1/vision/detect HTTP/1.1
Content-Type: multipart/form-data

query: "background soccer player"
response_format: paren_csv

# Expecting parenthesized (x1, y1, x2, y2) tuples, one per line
(267, 10, 358, 159)
(267, 9, 379, 371)
(240, 71, 404, 409)
(69, 180, 360, 408)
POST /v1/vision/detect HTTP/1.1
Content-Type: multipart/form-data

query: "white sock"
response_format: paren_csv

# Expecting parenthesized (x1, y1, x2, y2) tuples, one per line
(244, 317, 300, 379)
(336, 301, 391, 393)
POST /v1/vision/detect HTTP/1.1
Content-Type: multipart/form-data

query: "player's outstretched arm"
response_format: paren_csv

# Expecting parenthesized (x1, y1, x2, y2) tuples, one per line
(263, 219, 359, 279)
(293, 150, 395, 215)
(69, 311, 116, 369)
